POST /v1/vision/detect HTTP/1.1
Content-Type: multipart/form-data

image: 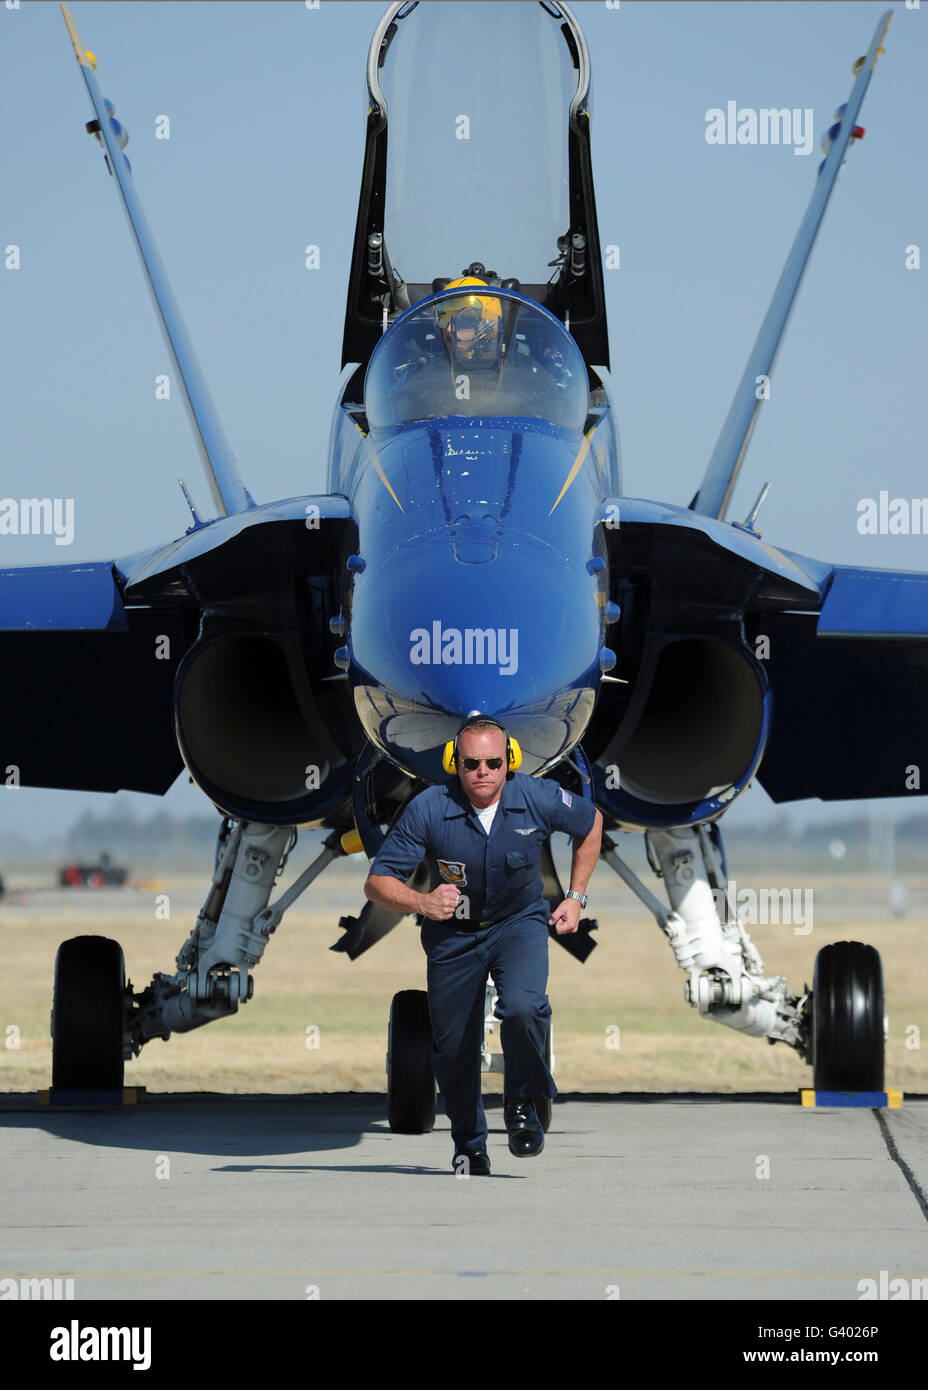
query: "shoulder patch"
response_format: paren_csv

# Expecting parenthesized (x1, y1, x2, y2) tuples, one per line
(560, 788, 572, 807)
(437, 859, 467, 886)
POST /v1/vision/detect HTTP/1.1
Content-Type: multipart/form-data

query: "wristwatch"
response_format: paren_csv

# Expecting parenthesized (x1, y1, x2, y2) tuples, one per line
(566, 890, 588, 908)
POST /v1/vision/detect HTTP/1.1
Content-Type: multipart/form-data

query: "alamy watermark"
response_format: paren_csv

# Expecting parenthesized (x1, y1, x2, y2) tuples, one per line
(857, 1270, 928, 1300)
(410, 622, 518, 676)
(712, 881, 813, 934)
(705, 103, 814, 156)
(49, 1320, 151, 1370)
(857, 492, 928, 534)
(0, 1276, 75, 1300)
(0, 497, 74, 546)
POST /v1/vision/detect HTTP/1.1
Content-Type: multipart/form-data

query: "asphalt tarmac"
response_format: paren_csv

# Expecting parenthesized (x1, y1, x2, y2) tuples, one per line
(1, 1091, 926, 1301)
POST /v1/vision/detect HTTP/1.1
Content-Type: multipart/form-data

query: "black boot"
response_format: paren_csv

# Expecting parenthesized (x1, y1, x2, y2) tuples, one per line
(504, 1101, 544, 1157)
(452, 1146, 491, 1176)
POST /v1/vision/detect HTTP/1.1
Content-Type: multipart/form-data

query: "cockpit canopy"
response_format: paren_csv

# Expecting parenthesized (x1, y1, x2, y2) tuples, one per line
(364, 288, 589, 432)
(379, 2, 575, 294)
(343, 2, 609, 372)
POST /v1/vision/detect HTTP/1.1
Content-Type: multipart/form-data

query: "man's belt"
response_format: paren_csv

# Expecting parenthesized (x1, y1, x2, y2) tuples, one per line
(423, 901, 541, 930)
(441, 917, 498, 931)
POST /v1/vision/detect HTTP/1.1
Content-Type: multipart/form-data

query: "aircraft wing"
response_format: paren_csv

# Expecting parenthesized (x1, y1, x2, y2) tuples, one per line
(0, 559, 186, 794)
(597, 501, 928, 806)
(756, 564, 928, 803)
(0, 13, 358, 803)
(0, 496, 356, 796)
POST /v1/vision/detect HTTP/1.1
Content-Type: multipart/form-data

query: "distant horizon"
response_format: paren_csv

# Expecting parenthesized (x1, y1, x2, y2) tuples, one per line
(1, 782, 925, 854)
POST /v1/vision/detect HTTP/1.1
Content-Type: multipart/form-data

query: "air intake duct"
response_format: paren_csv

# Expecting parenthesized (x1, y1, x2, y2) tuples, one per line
(594, 633, 771, 828)
(174, 631, 350, 825)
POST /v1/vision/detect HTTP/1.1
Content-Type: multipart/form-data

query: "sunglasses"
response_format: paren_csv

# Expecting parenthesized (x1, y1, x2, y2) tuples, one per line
(461, 756, 504, 771)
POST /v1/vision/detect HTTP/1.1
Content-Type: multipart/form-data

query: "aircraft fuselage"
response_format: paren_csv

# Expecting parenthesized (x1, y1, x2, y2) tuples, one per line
(328, 288, 621, 783)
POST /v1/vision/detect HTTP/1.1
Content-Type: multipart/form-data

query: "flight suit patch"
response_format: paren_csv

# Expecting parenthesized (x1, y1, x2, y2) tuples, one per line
(437, 859, 467, 886)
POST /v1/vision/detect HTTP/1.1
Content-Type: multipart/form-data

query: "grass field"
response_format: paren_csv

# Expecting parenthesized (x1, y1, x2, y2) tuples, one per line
(2, 863, 926, 1095)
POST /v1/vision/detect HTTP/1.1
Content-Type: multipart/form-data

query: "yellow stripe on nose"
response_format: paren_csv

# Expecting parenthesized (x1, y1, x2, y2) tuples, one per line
(358, 425, 405, 512)
(549, 428, 595, 515)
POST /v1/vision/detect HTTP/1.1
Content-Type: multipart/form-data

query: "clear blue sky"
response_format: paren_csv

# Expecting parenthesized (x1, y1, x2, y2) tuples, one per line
(1, 1, 925, 841)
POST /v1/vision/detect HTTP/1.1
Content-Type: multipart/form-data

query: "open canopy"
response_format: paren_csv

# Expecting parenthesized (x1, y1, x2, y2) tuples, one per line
(343, 1, 609, 372)
(379, 2, 574, 290)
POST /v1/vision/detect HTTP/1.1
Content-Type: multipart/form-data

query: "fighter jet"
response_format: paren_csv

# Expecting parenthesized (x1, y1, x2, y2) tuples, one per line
(1, 3, 913, 1118)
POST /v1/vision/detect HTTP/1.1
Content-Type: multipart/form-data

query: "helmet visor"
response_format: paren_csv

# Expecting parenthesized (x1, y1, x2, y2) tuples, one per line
(439, 300, 501, 362)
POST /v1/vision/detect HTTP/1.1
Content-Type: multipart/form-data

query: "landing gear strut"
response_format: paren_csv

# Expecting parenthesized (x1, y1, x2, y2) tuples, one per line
(600, 825, 888, 1089)
(48, 820, 356, 1088)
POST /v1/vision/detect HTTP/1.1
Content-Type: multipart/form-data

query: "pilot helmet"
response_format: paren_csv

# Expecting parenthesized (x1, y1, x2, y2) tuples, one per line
(436, 277, 502, 363)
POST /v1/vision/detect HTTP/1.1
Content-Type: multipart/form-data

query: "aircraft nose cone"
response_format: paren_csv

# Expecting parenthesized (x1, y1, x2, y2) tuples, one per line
(353, 530, 597, 700)
(348, 530, 603, 777)
(449, 520, 499, 565)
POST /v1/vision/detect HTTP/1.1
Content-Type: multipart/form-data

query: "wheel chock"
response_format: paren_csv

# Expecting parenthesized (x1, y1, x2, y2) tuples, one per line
(800, 1088, 902, 1108)
(38, 1086, 146, 1107)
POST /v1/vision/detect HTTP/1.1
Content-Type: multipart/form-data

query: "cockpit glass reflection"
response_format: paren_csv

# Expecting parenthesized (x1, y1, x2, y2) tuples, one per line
(364, 290, 588, 432)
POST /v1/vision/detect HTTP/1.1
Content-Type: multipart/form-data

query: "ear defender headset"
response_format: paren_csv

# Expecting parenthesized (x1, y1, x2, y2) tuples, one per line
(442, 718, 522, 775)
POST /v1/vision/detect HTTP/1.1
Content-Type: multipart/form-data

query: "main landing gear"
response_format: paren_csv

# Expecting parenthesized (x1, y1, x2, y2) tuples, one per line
(47, 813, 887, 1101)
(49, 819, 354, 1091)
(599, 824, 886, 1091)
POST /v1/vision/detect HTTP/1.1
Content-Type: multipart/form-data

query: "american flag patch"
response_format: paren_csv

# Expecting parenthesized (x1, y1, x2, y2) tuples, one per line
(560, 788, 572, 807)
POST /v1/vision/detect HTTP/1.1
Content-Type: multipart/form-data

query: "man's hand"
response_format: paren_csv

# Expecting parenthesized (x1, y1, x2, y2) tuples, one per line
(365, 873, 458, 920)
(549, 897, 581, 935)
(421, 884, 461, 921)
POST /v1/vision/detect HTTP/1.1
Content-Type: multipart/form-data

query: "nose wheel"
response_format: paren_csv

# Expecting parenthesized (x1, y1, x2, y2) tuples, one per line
(51, 935, 127, 1091)
(811, 940, 885, 1092)
(386, 989, 555, 1134)
(386, 989, 436, 1133)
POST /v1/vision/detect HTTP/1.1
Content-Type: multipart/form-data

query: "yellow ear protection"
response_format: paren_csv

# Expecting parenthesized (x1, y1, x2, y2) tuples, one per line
(442, 718, 522, 774)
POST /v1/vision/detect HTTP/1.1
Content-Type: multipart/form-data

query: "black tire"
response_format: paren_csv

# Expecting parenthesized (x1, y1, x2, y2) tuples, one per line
(812, 941, 884, 1091)
(52, 935, 126, 1091)
(504, 1018, 554, 1132)
(387, 989, 436, 1133)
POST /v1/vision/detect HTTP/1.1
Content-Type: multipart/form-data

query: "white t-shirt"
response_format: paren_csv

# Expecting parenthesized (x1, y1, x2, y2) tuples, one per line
(474, 801, 500, 835)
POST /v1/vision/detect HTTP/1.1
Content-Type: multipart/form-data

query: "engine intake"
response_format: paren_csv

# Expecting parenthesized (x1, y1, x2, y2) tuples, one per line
(175, 632, 347, 824)
(596, 634, 770, 827)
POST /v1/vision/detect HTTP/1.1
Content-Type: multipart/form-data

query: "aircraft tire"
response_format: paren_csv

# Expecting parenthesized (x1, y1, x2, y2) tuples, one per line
(812, 941, 884, 1092)
(387, 989, 436, 1133)
(52, 936, 126, 1091)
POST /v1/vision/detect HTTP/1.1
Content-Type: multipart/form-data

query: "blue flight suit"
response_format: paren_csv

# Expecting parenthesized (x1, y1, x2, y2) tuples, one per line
(370, 771, 597, 1155)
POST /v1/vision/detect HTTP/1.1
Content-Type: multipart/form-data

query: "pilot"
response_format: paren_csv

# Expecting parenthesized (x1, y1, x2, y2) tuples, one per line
(364, 717, 602, 1176)
(435, 277, 503, 368)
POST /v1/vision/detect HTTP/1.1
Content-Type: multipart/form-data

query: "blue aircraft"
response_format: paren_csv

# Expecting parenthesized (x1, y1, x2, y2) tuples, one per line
(2, 3, 912, 1118)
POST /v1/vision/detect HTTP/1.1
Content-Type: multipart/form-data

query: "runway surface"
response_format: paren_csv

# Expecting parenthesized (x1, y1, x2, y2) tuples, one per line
(1, 1091, 926, 1301)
